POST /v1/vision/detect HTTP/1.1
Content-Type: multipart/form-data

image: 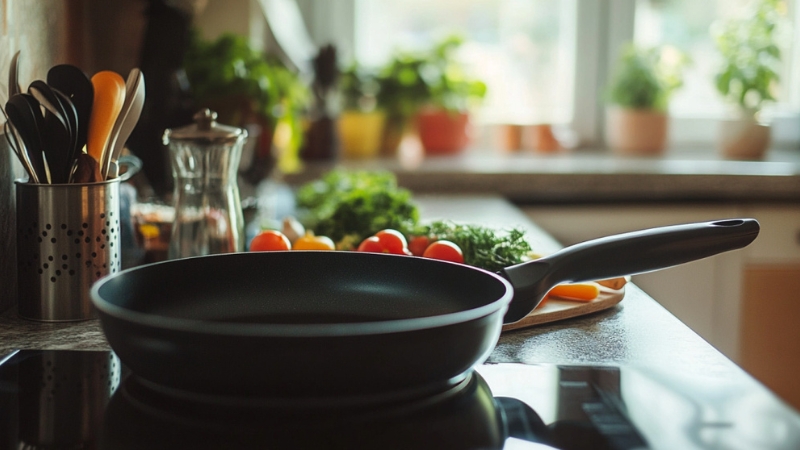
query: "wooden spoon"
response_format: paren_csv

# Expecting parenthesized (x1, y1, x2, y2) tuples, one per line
(102, 68, 144, 179)
(87, 71, 125, 170)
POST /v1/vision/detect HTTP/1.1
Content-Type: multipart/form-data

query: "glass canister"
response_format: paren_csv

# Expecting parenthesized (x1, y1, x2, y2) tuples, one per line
(163, 109, 248, 259)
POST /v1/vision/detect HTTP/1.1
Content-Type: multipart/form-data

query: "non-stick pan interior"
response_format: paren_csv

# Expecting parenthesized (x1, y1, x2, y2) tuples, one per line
(94, 251, 511, 326)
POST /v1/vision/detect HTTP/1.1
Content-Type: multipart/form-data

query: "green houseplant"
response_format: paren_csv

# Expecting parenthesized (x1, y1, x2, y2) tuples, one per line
(336, 63, 386, 158)
(605, 43, 688, 155)
(376, 35, 487, 155)
(182, 32, 309, 175)
(711, 0, 785, 159)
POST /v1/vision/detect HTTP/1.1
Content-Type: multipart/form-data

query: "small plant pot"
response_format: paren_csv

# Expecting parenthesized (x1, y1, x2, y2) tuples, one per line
(416, 109, 471, 155)
(496, 124, 524, 152)
(338, 110, 386, 159)
(717, 117, 771, 160)
(606, 107, 668, 156)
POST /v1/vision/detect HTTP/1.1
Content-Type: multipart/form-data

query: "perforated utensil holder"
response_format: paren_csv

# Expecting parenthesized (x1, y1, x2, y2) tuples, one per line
(16, 179, 122, 321)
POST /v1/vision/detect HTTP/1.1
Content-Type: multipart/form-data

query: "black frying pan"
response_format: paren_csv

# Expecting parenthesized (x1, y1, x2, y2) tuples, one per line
(91, 219, 759, 402)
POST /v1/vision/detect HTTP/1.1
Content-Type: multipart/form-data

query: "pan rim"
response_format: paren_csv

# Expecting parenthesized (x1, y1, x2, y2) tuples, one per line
(90, 252, 515, 337)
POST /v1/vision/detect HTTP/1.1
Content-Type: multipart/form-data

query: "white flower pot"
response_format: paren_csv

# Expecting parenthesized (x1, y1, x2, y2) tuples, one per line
(717, 117, 771, 160)
(605, 107, 668, 156)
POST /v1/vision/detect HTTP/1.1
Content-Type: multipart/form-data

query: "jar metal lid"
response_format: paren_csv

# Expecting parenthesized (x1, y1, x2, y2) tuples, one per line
(162, 109, 247, 145)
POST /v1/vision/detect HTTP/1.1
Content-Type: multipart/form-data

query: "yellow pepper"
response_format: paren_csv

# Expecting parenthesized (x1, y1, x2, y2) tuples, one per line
(293, 232, 335, 251)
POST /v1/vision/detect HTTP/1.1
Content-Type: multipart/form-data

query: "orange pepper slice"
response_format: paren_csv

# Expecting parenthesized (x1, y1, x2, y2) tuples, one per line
(546, 283, 600, 302)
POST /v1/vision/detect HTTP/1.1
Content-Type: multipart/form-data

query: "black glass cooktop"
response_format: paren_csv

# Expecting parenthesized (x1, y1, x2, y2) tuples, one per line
(2, 350, 800, 449)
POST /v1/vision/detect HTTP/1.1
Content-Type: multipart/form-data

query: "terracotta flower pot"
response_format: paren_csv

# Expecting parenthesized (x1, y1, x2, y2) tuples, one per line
(338, 110, 386, 159)
(416, 109, 470, 155)
(717, 117, 771, 160)
(605, 107, 668, 156)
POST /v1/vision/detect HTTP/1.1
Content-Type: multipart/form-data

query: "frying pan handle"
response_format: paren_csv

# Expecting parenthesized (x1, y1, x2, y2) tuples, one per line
(502, 219, 759, 322)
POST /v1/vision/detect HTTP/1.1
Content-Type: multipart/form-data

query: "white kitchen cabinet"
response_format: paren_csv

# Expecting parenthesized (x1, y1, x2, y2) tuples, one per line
(740, 205, 800, 264)
(524, 203, 800, 408)
(738, 205, 800, 409)
(523, 204, 743, 359)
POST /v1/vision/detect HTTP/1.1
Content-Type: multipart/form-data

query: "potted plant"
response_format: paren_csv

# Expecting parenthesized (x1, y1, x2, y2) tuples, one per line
(377, 35, 487, 156)
(182, 32, 309, 176)
(605, 43, 689, 156)
(336, 63, 386, 159)
(711, 0, 784, 160)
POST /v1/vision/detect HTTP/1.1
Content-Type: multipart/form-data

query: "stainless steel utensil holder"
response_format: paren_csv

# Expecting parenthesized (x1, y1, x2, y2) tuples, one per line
(16, 179, 122, 321)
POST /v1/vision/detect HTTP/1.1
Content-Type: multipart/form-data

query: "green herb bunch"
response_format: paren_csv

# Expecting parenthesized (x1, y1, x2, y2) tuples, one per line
(296, 170, 420, 246)
(422, 221, 532, 272)
(712, 0, 786, 115)
(296, 169, 534, 269)
(606, 43, 689, 111)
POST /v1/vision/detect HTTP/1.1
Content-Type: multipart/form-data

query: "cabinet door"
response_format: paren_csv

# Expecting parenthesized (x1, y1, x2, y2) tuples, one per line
(742, 206, 800, 264)
(524, 204, 743, 359)
(740, 265, 800, 410)
(739, 205, 800, 410)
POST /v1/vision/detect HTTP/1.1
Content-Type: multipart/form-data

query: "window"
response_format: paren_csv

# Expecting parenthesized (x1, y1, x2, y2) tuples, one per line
(301, 0, 800, 149)
(353, 0, 576, 125)
(631, 0, 800, 145)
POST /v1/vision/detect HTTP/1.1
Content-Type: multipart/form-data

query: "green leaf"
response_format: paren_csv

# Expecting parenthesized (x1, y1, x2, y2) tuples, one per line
(712, 0, 787, 110)
(296, 170, 420, 245)
(606, 43, 689, 110)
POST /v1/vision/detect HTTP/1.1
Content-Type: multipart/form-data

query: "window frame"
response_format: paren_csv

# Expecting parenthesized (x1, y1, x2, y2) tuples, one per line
(298, 0, 800, 150)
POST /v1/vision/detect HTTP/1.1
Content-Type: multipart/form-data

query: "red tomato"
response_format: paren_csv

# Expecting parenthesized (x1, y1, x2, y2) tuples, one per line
(422, 240, 464, 264)
(374, 229, 408, 255)
(408, 235, 430, 257)
(357, 236, 384, 253)
(357, 229, 410, 255)
(250, 230, 291, 251)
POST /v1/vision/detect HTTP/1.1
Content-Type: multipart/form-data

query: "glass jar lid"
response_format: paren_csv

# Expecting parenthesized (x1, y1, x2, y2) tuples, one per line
(162, 109, 247, 145)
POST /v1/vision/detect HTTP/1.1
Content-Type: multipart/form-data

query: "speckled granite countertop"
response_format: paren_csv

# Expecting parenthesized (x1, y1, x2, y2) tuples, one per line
(287, 148, 800, 203)
(0, 195, 747, 380)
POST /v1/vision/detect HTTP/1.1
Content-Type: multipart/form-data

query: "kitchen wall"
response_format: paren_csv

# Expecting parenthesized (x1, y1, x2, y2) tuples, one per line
(0, 0, 147, 85)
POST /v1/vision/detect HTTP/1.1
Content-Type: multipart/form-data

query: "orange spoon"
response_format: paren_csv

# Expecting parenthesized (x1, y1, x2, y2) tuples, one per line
(87, 71, 125, 166)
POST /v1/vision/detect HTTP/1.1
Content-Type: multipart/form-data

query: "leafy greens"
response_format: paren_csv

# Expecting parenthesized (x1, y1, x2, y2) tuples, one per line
(296, 170, 534, 270)
(296, 170, 419, 247)
(421, 221, 532, 272)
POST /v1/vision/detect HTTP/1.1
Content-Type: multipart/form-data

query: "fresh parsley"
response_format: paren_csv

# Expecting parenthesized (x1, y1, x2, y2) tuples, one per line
(296, 170, 420, 247)
(421, 221, 532, 272)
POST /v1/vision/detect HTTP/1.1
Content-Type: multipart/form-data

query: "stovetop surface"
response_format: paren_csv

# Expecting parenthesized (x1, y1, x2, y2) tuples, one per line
(1, 350, 799, 449)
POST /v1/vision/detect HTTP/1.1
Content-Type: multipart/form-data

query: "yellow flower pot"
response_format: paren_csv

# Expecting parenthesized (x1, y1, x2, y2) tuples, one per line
(338, 111, 386, 159)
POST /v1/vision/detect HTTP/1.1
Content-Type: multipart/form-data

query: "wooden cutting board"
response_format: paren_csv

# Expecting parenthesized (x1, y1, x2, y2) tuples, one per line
(502, 286, 626, 332)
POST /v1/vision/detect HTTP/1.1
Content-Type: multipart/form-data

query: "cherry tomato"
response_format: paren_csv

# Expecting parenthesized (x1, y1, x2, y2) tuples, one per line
(293, 232, 335, 250)
(374, 229, 408, 254)
(408, 235, 430, 257)
(250, 230, 291, 251)
(357, 236, 384, 253)
(357, 229, 410, 255)
(422, 240, 464, 264)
